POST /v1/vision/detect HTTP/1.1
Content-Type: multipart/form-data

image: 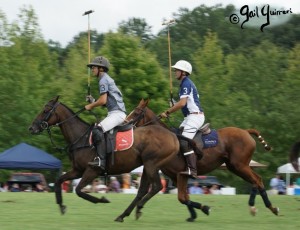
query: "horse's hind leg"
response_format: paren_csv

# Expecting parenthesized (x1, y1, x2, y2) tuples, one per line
(177, 174, 210, 222)
(115, 172, 151, 222)
(248, 171, 279, 215)
(258, 186, 279, 215)
(227, 164, 279, 216)
(249, 186, 259, 215)
(75, 169, 110, 204)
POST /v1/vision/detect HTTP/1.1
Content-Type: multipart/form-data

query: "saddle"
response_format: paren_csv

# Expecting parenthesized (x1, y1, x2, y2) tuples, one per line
(105, 123, 134, 153)
(194, 123, 218, 150)
(199, 123, 211, 135)
(90, 123, 134, 154)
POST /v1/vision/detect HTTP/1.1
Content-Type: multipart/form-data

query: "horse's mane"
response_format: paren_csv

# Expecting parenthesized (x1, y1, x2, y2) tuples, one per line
(59, 102, 92, 127)
(145, 105, 169, 128)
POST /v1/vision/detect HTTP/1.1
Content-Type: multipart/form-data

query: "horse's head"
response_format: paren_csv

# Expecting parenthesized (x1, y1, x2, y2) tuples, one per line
(125, 98, 150, 126)
(29, 96, 61, 134)
(126, 98, 167, 127)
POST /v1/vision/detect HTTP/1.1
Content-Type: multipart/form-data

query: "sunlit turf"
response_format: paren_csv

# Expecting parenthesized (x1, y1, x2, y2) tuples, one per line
(0, 192, 299, 230)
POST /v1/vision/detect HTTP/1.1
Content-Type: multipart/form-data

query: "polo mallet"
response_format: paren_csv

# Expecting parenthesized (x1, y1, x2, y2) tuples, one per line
(162, 19, 176, 106)
(83, 10, 94, 96)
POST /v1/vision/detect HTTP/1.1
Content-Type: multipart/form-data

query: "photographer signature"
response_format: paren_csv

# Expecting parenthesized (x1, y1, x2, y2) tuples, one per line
(229, 5, 292, 32)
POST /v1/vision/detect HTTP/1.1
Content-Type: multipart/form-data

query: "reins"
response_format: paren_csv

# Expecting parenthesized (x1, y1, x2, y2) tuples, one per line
(129, 107, 166, 127)
(141, 115, 162, 126)
(44, 107, 94, 152)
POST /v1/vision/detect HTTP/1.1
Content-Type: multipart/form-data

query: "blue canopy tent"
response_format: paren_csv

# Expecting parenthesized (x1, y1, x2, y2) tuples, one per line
(0, 142, 61, 170)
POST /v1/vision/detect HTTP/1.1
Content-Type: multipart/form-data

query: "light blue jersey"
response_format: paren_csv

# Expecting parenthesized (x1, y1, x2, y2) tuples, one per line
(99, 73, 126, 113)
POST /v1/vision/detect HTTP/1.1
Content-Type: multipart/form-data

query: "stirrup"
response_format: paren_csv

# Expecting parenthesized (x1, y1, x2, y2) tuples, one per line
(180, 168, 197, 179)
(88, 157, 101, 167)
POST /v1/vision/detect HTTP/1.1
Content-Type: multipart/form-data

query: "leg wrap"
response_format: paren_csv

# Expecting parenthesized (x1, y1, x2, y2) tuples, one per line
(258, 188, 272, 208)
(248, 187, 258, 206)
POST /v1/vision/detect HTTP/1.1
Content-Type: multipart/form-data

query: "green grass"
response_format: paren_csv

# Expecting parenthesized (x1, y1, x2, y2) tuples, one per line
(0, 193, 299, 230)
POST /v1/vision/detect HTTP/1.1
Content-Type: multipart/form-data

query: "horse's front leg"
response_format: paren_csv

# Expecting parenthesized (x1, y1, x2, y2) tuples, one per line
(115, 172, 150, 222)
(134, 171, 163, 220)
(54, 178, 66, 214)
(55, 171, 79, 214)
(177, 174, 210, 222)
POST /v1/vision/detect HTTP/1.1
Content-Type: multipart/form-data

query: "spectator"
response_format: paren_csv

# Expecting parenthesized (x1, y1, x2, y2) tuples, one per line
(133, 173, 142, 189)
(122, 173, 131, 189)
(91, 178, 107, 193)
(0, 182, 8, 192)
(36, 183, 46, 192)
(210, 184, 221, 195)
(72, 178, 81, 193)
(107, 177, 121, 193)
(97, 179, 108, 193)
(270, 174, 280, 194)
(160, 175, 167, 193)
(296, 177, 300, 187)
(202, 186, 211, 194)
(24, 185, 33, 192)
(189, 181, 203, 194)
(277, 175, 286, 195)
(10, 183, 20, 192)
(61, 172, 71, 193)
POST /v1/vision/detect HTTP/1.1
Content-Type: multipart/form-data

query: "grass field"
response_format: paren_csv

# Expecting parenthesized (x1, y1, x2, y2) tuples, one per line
(0, 192, 299, 230)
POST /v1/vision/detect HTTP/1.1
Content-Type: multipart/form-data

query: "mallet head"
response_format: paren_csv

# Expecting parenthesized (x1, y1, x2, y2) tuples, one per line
(162, 19, 176, 26)
(83, 10, 94, 16)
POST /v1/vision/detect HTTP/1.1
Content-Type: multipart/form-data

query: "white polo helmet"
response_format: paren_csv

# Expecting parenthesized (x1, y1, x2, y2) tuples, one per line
(172, 60, 192, 75)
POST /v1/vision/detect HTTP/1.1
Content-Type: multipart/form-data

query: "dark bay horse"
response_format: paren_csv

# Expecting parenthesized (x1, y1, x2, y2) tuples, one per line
(28, 96, 207, 222)
(126, 98, 279, 216)
(289, 140, 300, 172)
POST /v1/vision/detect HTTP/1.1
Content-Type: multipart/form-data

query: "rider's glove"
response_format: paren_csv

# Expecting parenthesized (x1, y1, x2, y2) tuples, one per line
(86, 95, 95, 103)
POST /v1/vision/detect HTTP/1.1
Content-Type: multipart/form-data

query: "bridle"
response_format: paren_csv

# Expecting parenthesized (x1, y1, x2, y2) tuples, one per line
(37, 101, 88, 152)
(39, 101, 86, 130)
(127, 107, 162, 127)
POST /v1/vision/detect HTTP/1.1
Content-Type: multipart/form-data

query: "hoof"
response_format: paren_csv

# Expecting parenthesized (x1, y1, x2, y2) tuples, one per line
(135, 211, 142, 220)
(186, 217, 195, 222)
(60, 205, 67, 215)
(100, 196, 110, 203)
(114, 217, 124, 222)
(272, 207, 279, 216)
(250, 206, 257, 216)
(201, 205, 210, 216)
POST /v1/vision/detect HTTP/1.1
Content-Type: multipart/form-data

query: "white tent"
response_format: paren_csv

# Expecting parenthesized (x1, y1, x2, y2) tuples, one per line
(277, 158, 300, 187)
(131, 166, 144, 174)
(220, 160, 267, 169)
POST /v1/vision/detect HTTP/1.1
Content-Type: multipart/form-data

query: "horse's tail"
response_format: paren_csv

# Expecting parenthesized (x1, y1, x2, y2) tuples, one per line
(246, 129, 272, 151)
(176, 134, 203, 157)
(289, 141, 300, 172)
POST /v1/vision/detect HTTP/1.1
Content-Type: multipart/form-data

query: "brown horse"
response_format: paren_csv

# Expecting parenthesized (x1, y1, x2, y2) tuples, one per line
(126, 98, 279, 216)
(28, 96, 208, 222)
(289, 141, 300, 172)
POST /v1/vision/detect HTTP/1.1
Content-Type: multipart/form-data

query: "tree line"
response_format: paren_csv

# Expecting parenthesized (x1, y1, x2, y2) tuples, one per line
(0, 4, 299, 192)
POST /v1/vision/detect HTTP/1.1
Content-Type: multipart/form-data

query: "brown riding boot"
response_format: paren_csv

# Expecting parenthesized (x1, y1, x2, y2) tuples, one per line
(180, 153, 198, 179)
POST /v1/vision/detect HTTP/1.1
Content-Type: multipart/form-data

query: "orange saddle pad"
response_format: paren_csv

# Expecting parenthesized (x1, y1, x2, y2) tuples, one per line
(115, 128, 134, 151)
